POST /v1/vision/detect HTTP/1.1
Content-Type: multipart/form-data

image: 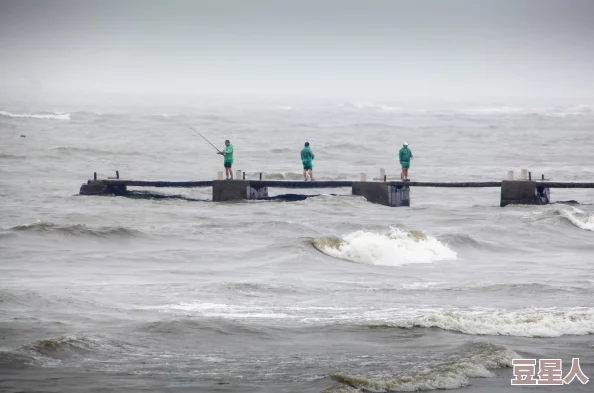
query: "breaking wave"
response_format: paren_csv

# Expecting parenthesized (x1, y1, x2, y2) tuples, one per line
(10, 221, 142, 238)
(557, 206, 594, 231)
(342, 102, 401, 112)
(24, 335, 99, 357)
(246, 171, 305, 180)
(21, 334, 137, 364)
(364, 307, 594, 337)
(313, 228, 457, 266)
(442, 105, 594, 118)
(0, 110, 71, 120)
(329, 342, 517, 392)
(146, 300, 594, 337)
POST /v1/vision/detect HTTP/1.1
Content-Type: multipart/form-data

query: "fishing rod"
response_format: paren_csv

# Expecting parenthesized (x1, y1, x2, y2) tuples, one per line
(184, 124, 222, 153)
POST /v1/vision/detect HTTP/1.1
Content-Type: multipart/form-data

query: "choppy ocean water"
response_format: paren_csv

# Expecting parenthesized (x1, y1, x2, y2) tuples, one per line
(1, 100, 593, 392)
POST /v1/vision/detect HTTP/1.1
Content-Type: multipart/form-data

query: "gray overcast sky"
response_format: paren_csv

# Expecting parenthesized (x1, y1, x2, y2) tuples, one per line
(0, 0, 593, 101)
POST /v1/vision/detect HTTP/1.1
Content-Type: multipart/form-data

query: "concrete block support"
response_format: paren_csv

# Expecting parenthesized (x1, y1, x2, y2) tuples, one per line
(500, 180, 550, 207)
(352, 182, 410, 207)
(79, 180, 127, 195)
(212, 180, 268, 202)
(249, 184, 269, 199)
(388, 185, 410, 207)
(213, 180, 249, 201)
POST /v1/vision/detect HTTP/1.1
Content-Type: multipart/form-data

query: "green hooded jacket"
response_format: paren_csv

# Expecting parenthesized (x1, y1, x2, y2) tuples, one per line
(399, 147, 412, 165)
(301, 146, 315, 167)
(223, 144, 234, 164)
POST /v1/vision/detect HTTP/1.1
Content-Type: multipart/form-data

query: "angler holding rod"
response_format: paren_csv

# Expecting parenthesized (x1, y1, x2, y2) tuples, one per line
(217, 139, 234, 180)
(184, 124, 234, 180)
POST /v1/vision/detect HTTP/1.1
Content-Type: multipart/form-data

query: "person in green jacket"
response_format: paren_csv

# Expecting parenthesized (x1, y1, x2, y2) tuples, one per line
(217, 140, 234, 180)
(399, 142, 413, 181)
(301, 142, 315, 181)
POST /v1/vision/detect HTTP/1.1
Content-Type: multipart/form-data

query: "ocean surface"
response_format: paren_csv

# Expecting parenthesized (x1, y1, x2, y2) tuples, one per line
(1, 98, 593, 392)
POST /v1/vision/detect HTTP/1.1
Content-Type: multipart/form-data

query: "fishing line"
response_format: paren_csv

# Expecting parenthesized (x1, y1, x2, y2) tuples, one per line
(184, 124, 222, 153)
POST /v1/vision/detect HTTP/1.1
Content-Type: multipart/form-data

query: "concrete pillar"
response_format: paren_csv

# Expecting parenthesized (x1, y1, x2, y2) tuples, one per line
(536, 185, 550, 205)
(352, 182, 409, 207)
(360, 173, 367, 182)
(80, 180, 110, 195)
(213, 180, 249, 201)
(388, 184, 410, 207)
(379, 168, 385, 180)
(249, 185, 269, 199)
(507, 171, 514, 180)
(212, 181, 268, 202)
(235, 170, 242, 180)
(79, 180, 127, 195)
(500, 181, 550, 207)
(521, 169, 528, 180)
(217, 171, 223, 180)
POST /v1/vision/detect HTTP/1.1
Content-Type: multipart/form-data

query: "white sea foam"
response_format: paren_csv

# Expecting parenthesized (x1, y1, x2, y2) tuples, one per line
(358, 102, 400, 111)
(148, 302, 594, 337)
(455, 105, 594, 117)
(0, 110, 71, 120)
(315, 228, 457, 266)
(149, 302, 293, 319)
(396, 307, 594, 337)
(461, 106, 526, 114)
(558, 207, 594, 231)
(340, 102, 401, 111)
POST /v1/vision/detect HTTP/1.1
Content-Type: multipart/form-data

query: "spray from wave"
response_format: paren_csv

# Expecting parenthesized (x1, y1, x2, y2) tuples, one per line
(328, 342, 517, 392)
(0, 110, 71, 120)
(313, 228, 457, 266)
(556, 206, 594, 231)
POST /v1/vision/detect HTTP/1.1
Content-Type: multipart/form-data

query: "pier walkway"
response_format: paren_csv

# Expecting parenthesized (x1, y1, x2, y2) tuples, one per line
(80, 173, 594, 207)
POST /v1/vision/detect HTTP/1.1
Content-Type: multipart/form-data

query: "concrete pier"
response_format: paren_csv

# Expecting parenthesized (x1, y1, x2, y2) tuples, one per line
(79, 176, 593, 207)
(352, 182, 410, 207)
(500, 180, 550, 207)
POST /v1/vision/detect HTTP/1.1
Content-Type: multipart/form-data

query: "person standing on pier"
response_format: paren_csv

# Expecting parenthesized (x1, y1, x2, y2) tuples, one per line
(399, 142, 413, 181)
(217, 140, 234, 180)
(301, 142, 315, 181)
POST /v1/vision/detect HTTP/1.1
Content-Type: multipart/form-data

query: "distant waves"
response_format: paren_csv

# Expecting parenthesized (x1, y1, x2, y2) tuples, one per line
(0, 110, 70, 120)
(6, 220, 144, 238)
